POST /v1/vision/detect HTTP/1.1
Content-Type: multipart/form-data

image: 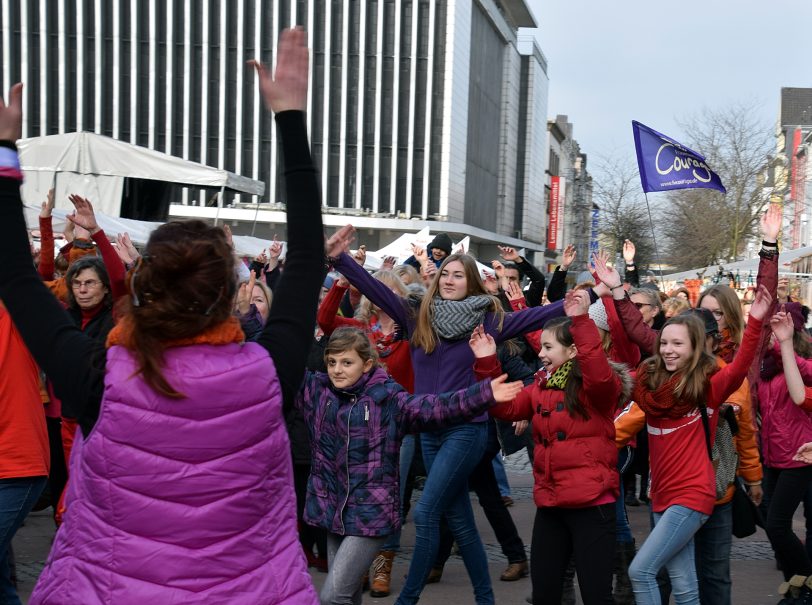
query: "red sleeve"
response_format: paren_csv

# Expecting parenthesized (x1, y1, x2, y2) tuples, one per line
(708, 316, 764, 408)
(38, 216, 55, 280)
(473, 354, 502, 380)
(508, 297, 541, 353)
(489, 383, 534, 422)
(570, 314, 621, 413)
(613, 296, 657, 356)
(801, 387, 812, 413)
(317, 282, 360, 335)
(757, 248, 778, 298)
(90, 230, 126, 301)
(603, 294, 640, 367)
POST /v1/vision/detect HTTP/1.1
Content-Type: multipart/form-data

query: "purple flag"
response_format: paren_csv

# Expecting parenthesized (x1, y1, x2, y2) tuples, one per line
(632, 120, 726, 194)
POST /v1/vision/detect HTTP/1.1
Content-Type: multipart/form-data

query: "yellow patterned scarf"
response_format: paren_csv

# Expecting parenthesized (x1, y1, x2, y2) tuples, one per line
(545, 360, 573, 390)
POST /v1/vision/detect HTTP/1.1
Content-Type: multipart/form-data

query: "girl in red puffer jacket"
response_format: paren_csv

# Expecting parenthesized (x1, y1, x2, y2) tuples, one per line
(472, 290, 632, 605)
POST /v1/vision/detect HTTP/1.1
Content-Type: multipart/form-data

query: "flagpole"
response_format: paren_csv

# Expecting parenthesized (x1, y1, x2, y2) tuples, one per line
(643, 192, 666, 291)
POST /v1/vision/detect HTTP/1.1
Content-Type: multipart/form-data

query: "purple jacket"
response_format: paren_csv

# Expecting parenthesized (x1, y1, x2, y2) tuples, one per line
(335, 253, 566, 404)
(31, 343, 317, 605)
(757, 347, 812, 469)
(297, 366, 496, 536)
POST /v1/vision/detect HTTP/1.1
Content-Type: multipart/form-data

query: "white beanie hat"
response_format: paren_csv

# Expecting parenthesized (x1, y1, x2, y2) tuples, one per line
(588, 299, 610, 332)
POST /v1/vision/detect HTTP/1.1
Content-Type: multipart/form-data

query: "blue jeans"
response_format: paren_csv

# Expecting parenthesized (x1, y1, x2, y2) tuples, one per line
(492, 455, 511, 498)
(694, 501, 732, 605)
(395, 423, 492, 605)
(0, 476, 47, 605)
(628, 504, 708, 605)
(615, 446, 634, 544)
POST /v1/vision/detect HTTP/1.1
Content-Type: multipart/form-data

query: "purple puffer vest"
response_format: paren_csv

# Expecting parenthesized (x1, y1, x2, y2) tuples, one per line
(30, 342, 317, 605)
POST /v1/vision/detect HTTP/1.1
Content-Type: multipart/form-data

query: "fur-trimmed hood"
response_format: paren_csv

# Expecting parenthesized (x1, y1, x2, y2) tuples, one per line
(609, 359, 634, 407)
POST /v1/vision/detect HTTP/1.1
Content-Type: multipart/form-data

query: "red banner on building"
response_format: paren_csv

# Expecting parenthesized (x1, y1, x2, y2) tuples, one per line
(547, 176, 561, 250)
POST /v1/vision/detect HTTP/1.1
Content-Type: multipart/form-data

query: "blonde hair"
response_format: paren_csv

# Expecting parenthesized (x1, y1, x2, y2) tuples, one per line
(410, 253, 504, 354)
(393, 264, 420, 286)
(663, 297, 690, 318)
(355, 270, 409, 324)
(237, 278, 273, 311)
(643, 314, 717, 407)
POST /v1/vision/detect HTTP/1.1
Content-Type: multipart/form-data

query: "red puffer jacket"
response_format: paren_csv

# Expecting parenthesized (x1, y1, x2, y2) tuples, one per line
(482, 315, 632, 508)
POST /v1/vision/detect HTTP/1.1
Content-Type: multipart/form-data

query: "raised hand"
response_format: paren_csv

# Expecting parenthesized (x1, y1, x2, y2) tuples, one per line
(40, 189, 55, 218)
(592, 250, 622, 290)
(325, 224, 356, 259)
(249, 28, 308, 113)
(119, 232, 140, 260)
(67, 194, 100, 235)
(382, 255, 397, 271)
(770, 309, 794, 342)
(561, 244, 576, 270)
(255, 249, 269, 266)
(236, 271, 257, 315)
(222, 224, 234, 249)
(62, 219, 75, 243)
(469, 324, 496, 358)
(0, 83, 23, 142)
(760, 203, 782, 243)
(353, 244, 367, 266)
(794, 442, 812, 464)
(491, 259, 505, 279)
(623, 240, 636, 264)
(563, 289, 590, 317)
(412, 244, 428, 267)
(748, 285, 773, 321)
(490, 374, 524, 403)
(112, 240, 133, 265)
(421, 261, 437, 285)
(498, 245, 520, 263)
(504, 280, 525, 303)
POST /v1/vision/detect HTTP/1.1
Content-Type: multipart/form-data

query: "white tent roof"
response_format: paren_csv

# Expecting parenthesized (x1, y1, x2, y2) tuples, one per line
(17, 132, 265, 196)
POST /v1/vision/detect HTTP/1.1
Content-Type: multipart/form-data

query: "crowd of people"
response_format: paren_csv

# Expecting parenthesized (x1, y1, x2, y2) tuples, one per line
(1, 27, 812, 605)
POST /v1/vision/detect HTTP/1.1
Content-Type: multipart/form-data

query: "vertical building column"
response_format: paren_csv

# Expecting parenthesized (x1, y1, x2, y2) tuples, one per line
(353, 0, 367, 209)
(112, 0, 121, 139)
(404, 0, 420, 218)
(130, 0, 138, 144)
(148, 0, 157, 148)
(421, 0, 437, 218)
(388, 0, 402, 215)
(337, 1, 350, 208)
(165, 0, 174, 153)
(39, 0, 48, 135)
(371, 0, 384, 213)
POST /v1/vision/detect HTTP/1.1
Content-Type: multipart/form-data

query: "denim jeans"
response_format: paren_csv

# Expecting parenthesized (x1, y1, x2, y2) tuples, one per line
(381, 434, 416, 552)
(628, 504, 708, 605)
(763, 465, 812, 579)
(615, 447, 634, 544)
(0, 476, 47, 605)
(492, 455, 511, 498)
(395, 422, 492, 605)
(694, 501, 732, 605)
(322, 533, 387, 605)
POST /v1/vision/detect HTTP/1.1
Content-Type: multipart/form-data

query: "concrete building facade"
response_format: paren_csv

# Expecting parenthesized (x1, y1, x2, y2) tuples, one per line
(1, 0, 552, 258)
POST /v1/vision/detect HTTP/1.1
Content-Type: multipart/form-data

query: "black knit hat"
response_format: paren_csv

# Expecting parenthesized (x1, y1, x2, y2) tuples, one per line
(428, 233, 453, 255)
(683, 308, 719, 336)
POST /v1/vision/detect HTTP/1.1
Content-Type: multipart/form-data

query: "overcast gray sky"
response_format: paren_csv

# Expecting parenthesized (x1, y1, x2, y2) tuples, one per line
(524, 0, 812, 163)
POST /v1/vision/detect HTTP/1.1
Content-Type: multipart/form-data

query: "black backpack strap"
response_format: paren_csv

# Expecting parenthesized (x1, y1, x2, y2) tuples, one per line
(699, 405, 713, 461)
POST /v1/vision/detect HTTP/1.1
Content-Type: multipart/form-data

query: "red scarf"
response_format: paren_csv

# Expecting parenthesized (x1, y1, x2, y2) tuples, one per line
(633, 363, 702, 419)
(716, 328, 738, 364)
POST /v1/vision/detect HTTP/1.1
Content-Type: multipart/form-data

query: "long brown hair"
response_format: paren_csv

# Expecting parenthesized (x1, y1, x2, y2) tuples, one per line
(122, 220, 237, 398)
(410, 253, 504, 354)
(698, 285, 743, 345)
(542, 317, 589, 420)
(642, 314, 717, 407)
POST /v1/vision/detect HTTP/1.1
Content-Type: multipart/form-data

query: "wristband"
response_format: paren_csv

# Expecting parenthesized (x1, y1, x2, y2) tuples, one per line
(0, 146, 23, 182)
(744, 481, 762, 487)
(761, 240, 777, 248)
(625, 264, 635, 269)
(609, 284, 624, 291)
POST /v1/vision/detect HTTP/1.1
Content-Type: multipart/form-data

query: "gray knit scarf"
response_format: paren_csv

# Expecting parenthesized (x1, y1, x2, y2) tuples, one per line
(431, 295, 492, 341)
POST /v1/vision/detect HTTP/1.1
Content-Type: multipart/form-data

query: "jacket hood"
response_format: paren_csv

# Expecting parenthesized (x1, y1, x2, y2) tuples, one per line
(328, 365, 390, 395)
(428, 233, 453, 255)
(609, 360, 634, 406)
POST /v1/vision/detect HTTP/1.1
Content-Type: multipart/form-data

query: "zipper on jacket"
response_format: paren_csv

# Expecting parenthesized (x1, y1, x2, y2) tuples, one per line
(365, 404, 369, 422)
(338, 395, 358, 534)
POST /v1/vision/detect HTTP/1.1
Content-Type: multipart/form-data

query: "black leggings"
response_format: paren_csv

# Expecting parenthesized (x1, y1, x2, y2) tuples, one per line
(763, 465, 812, 579)
(530, 504, 615, 605)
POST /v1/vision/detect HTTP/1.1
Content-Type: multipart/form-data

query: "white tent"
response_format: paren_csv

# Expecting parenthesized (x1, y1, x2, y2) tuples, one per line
(17, 132, 265, 218)
(662, 245, 812, 283)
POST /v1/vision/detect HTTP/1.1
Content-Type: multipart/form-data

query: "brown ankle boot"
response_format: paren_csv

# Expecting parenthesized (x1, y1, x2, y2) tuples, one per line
(370, 550, 395, 597)
(500, 560, 528, 581)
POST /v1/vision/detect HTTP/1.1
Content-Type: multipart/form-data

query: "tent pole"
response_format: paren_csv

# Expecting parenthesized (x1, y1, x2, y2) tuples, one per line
(250, 195, 260, 236)
(214, 185, 225, 226)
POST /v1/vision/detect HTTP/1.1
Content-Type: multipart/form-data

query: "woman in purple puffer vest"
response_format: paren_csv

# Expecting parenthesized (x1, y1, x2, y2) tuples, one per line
(0, 29, 347, 605)
(298, 327, 521, 604)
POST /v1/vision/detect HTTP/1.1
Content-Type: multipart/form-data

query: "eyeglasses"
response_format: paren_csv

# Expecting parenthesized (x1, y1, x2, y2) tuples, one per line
(71, 279, 101, 290)
(707, 309, 724, 319)
(633, 302, 651, 310)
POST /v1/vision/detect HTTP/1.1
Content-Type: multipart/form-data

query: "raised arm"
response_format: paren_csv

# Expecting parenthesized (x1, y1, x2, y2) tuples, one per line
(252, 29, 331, 411)
(317, 281, 363, 335)
(622, 240, 639, 287)
(333, 251, 410, 329)
(772, 310, 808, 405)
(499, 245, 545, 307)
(37, 189, 56, 280)
(0, 84, 105, 428)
